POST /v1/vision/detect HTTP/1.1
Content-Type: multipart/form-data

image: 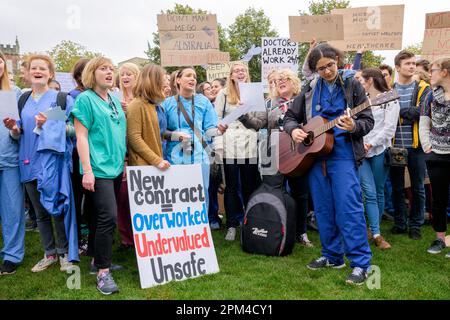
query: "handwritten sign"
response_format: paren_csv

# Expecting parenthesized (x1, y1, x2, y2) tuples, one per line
(261, 37, 299, 93)
(425, 11, 450, 29)
(157, 14, 217, 32)
(206, 61, 247, 82)
(328, 5, 404, 51)
(127, 164, 219, 289)
(159, 14, 228, 67)
(161, 50, 230, 67)
(422, 28, 450, 61)
(289, 14, 344, 42)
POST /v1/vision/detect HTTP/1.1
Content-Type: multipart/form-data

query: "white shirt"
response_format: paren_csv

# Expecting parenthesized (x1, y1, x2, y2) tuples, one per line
(364, 100, 400, 158)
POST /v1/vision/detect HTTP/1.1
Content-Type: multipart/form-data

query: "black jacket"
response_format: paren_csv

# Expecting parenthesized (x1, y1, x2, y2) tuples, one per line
(283, 74, 374, 166)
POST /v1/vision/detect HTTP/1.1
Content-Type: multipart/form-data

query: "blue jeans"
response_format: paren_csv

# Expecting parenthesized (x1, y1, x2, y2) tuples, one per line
(0, 167, 25, 264)
(359, 153, 389, 235)
(390, 148, 426, 230)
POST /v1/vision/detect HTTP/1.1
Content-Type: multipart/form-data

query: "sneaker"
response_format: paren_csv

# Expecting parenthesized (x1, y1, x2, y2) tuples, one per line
(97, 271, 119, 295)
(446, 252, 450, 259)
(391, 226, 407, 235)
(409, 228, 422, 240)
(90, 263, 124, 275)
(59, 254, 73, 272)
(31, 254, 57, 272)
(209, 221, 221, 230)
(25, 219, 38, 232)
(0, 260, 18, 275)
(373, 235, 391, 250)
(306, 256, 345, 270)
(427, 239, 446, 254)
(345, 267, 368, 286)
(297, 233, 314, 247)
(225, 227, 236, 241)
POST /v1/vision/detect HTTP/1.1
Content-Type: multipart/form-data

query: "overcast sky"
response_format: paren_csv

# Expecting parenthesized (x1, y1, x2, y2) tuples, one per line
(1, 0, 450, 67)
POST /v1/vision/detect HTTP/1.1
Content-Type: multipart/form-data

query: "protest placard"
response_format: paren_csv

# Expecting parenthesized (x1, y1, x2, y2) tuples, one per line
(55, 72, 76, 92)
(425, 11, 450, 29)
(127, 164, 219, 289)
(161, 50, 230, 67)
(288, 14, 344, 42)
(206, 61, 247, 82)
(0, 90, 19, 121)
(422, 28, 450, 61)
(422, 12, 450, 61)
(158, 14, 228, 67)
(261, 37, 299, 93)
(157, 14, 217, 32)
(328, 5, 404, 51)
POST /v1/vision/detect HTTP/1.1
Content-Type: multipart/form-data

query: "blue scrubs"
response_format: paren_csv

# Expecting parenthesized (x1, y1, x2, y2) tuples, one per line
(0, 90, 25, 264)
(309, 76, 372, 270)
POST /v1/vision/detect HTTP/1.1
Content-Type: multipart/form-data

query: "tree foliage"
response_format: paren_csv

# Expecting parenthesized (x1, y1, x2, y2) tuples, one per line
(404, 42, 423, 56)
(48, 40, 100, 72)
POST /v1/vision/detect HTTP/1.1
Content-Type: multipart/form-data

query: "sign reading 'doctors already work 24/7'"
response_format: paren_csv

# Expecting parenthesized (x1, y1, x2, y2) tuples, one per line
(126, 164, 219, 289)
(329, 5, 404, 51)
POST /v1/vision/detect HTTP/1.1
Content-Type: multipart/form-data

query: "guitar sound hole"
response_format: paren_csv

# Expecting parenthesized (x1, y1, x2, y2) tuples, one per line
(303, 131, 314, 146)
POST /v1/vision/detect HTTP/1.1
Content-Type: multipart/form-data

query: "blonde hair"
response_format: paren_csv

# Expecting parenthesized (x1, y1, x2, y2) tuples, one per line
(119, 62, 140, 101)
(432, 58, 450, 76)
(133, 64, 166, 104)
(27, 54, 55, 84)
(266, 69, 279, 100)
(274, 69, 301, 98)
(226, 61, 251, 105)
(0, 51, 11, 91)
(81, 56, 114, 89)
(413, 69, 430, 83)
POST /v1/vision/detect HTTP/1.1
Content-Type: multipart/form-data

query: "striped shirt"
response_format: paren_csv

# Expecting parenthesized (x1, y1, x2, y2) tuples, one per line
(394, 82, 415, 148)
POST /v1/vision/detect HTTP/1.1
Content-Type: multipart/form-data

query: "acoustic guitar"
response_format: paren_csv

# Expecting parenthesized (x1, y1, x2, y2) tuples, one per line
(278, 90, 399, 177)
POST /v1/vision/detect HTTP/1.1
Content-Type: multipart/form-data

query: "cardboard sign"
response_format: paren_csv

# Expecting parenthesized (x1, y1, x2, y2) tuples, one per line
(55, 72, 76, 93)
(422, 28, 450, 61)
(127, 164, 219, 289)
(161, 50, 230, 67)
(329, 5, 404, 51)
(261, 37, 299, 93)
(289, 14, 344, 42)
(157, 14, 217, 32)
(425, 11, 450, 29)
(159, 30, 219, 51)
(206, 61, 247, 82)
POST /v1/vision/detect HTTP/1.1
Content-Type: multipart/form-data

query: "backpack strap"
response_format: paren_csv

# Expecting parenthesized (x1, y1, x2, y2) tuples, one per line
(17, 90, 32, 119)
(56, 92, 68, 110)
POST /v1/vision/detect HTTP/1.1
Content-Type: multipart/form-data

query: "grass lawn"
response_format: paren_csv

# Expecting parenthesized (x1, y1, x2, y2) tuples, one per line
(0, 221, 449, 300)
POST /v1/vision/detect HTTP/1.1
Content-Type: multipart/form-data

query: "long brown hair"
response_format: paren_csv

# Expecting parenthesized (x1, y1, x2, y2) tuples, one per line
(362, 68, 390, 93)
(0, 51, 11, 91)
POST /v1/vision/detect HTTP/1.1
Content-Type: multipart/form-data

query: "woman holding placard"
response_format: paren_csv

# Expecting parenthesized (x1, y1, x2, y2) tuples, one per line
(0, 51, 25, 275)
(214, 61, 262, 241)
(71, 56, 126, 295)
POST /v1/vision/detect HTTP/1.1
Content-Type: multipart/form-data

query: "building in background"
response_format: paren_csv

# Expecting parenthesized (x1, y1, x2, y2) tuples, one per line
(0, 36, 21, 74)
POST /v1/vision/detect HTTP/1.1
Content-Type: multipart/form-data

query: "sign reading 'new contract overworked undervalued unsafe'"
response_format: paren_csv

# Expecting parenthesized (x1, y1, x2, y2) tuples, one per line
(126, 164, 219, 289)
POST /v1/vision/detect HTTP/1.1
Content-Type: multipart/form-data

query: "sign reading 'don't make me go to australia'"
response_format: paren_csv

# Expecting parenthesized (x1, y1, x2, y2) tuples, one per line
(127, 164, 219, 289)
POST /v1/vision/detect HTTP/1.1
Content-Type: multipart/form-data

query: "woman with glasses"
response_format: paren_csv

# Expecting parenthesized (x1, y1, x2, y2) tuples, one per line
(214, 61, 262, 241)
(71, 57, 126, 295)
(284, 43, 374, 285)
(239, 68, 313, 247)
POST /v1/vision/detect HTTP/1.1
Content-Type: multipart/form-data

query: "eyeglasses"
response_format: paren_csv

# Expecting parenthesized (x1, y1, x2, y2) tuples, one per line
(275, 77, 290, 85)
(430, 68, 441, 74)
(107, 95, 120, 124)
(316, 61, 336, 73)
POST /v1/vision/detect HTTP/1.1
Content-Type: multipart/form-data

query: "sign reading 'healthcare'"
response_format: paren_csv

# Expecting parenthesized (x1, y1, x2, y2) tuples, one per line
(126, 164, 219, 289)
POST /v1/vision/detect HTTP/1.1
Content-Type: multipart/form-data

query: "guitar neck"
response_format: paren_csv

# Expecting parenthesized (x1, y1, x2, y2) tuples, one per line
(314, 100, 371, 137)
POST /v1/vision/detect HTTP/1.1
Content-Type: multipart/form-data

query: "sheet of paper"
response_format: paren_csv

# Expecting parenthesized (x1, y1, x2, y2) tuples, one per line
(219, 82, 266, 126)
(45, 106, 67, 121)
(0, 90, 19, 120)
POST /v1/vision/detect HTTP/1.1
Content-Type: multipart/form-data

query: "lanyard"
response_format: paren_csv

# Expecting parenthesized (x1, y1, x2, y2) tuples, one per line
(92, 90, 120, 123)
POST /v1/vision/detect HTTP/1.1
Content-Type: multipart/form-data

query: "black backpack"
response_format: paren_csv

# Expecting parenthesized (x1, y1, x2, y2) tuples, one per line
(17, 91, 68, 119)
(241, 174, 297, 256)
